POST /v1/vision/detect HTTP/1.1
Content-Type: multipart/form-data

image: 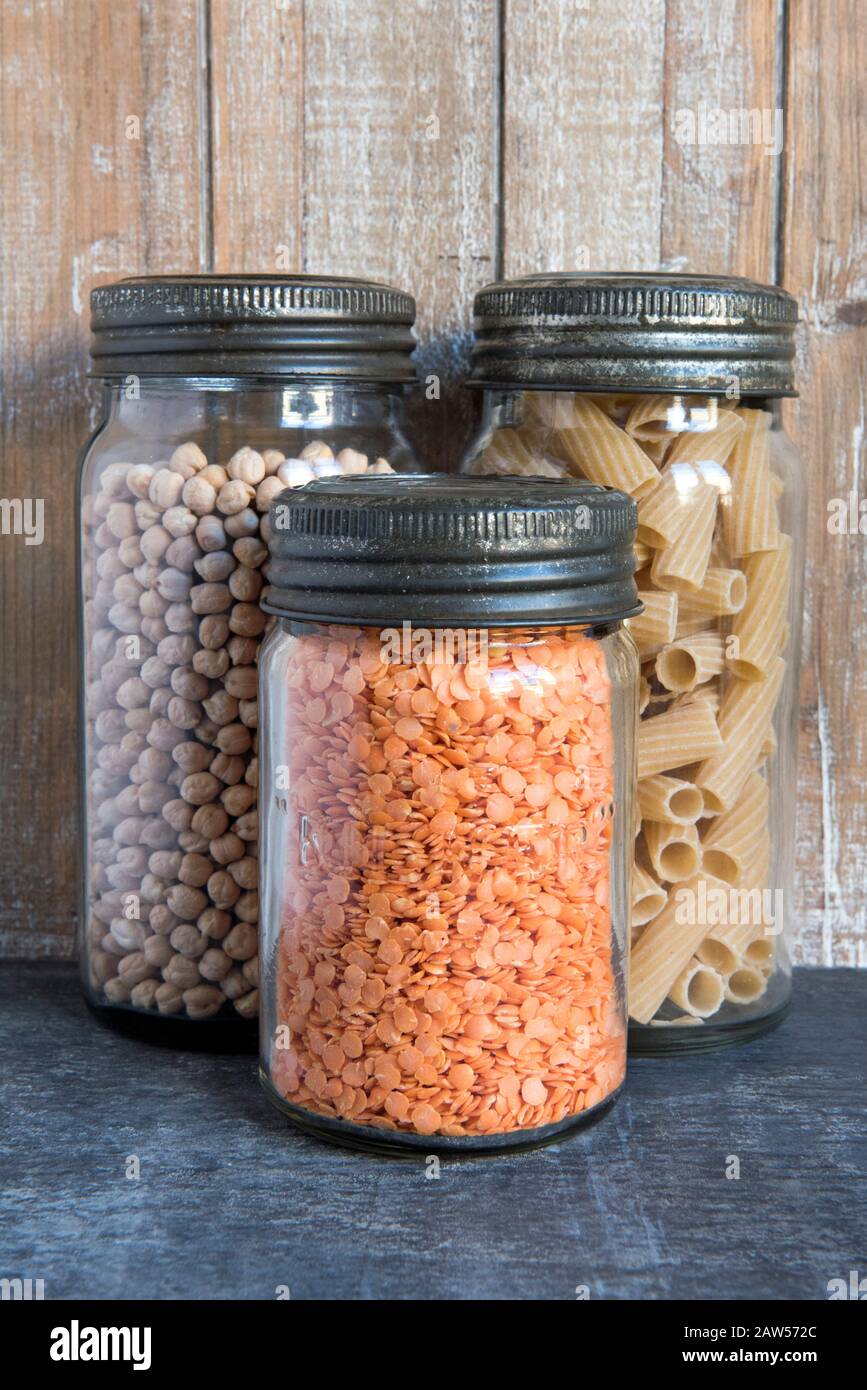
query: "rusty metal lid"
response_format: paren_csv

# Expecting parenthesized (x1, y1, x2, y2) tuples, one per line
(469, 273, 798, 396)
(263, 473, 641, 626)
(90, 274, 416, 382)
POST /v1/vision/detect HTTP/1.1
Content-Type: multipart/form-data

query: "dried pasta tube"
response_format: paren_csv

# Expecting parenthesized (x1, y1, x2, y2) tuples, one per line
(656, 632, 725, 693)
(668, 959, 725, 1018)
(650, 479, 718, 592)
(638, 697, 723, 778)
(640, 438, 671, 467)
(663, 407, 744, 468)
(624, 395, 678, 439)
(546, 394, 660, 497)
(634, 538, 652, 569)
(473, 427, 563, 477)
(530, 391, 632, 426)
(683, 684, 721, 717)
(721, 408, 780, 556)
(638, 774, 703, 824)
(636, 463, 698, 547)
(696, 936, 739, 974)
(626, 590, 678, 659)
(629, 871, 731, 1024)
(677, 568, 747, 618)
(675, 612, 716, 641)
(744, 937, 775, 971)
(724, 965, 767, 1004)
(706, 836, 772, 954)
(695, 658, 784, 813)
(638, 675, 651, 715)
(643, 820, 700, 882)
(701, 772, 769, 885)
(728, 535, 792, 681)
(709, 919, 756, 956)
(633, 862, 667, 926)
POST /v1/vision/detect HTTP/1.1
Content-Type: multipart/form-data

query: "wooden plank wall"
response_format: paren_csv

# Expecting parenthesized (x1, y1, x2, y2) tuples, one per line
(0, 0, 863, 964)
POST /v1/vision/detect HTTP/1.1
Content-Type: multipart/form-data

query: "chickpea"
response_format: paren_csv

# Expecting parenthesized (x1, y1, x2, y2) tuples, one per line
(148, 468, 185, 510)
(226, 447, 266, 486)
(170, 441, 208, 475)
(217, 479, 255, 516)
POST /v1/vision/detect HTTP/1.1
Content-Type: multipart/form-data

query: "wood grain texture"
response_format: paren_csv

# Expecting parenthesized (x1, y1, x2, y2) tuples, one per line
(0, 0, 863, 968)
(0, 0, 203, 958)
(782, 0, 867, 967)
(502, 0, 667, 273)
(209, 0, 304, 271)
(661, 0, 780, 275)
(302, 0, 499, 469)
(4, 961, 865, 1299)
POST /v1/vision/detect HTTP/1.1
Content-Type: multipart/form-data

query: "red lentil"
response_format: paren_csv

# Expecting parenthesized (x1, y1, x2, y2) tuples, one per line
(269, 624, 625, 1139)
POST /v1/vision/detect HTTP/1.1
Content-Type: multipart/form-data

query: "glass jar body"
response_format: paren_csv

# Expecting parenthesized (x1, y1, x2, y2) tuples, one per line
(259, 617, 638, 1152)
(78, 378, 416, 1042)
(463, 389, 806, 1052)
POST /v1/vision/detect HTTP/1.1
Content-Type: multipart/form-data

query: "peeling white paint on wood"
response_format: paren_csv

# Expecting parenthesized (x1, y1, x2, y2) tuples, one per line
(783, 0, 867, 969)
(0, 0, 863, 967)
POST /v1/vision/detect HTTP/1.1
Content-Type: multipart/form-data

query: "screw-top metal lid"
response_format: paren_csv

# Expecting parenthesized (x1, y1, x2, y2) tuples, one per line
(469, 273, 798, 396)
(90, 274, 416, 382)
(263, 474, 640, 626)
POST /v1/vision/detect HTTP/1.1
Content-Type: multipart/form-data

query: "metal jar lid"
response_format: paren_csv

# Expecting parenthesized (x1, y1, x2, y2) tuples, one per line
(263, 474, 640, 627)
(469, 273, 798, 396)
(90, 274, 416, 382)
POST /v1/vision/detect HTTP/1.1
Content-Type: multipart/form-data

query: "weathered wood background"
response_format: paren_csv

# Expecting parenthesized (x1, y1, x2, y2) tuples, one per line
(0, 0, 863, 964)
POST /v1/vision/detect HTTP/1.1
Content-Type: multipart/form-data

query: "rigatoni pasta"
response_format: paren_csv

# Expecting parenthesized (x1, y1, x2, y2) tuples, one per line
(701, 772, 769, 884)
(625, 395, 677, 440)
(638, 696, 723, 778)
(721, 408, 780, 556)
(724, 966, 767, 1004)
(729, 535, 792, 681)
(677, 568, 747, 618)
(629, 871, 730, 1025)
(633, 862, 667, 928)
(627, 590, 678, 659)
(543, 394, 660, 498)
(465, 389, 795, 1032)
(650, 478, 718, 592)
(643, 819, 700, 883)
(668, 959, 726, 1018)
(638, 774, 703, 824)
(695, 659, 785, 814)
(656, 632, 725, 692)
(665, 406, 744, 463)
(636, 464, 696, 547)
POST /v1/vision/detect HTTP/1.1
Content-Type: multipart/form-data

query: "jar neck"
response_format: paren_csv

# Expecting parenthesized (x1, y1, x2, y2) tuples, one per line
(272, 615, 622, 641)
(97, 377, 408, 435)
(478, 388, 784, 430)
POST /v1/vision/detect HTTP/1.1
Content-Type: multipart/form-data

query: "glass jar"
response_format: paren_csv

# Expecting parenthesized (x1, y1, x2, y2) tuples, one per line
(462, 273, 805, 1053)
(259, 475, 640, 1152)
(79, 275, 417, 1044)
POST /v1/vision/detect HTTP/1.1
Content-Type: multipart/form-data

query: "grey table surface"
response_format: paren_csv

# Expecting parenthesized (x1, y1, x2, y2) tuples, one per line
(2, 962, 865, 1301)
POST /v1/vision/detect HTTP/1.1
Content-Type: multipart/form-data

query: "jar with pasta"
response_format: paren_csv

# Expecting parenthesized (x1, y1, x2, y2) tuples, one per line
(463, 273, 805, 1052)
(78, 274, 417, 1045)
(259, 475, 640, 1151)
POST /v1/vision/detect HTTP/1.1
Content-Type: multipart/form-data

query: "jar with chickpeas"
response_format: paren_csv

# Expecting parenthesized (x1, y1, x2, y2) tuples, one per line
(462, 274, 806, 1052)
(78, 275, 418, 1042)
(259, 474, 640, 1151)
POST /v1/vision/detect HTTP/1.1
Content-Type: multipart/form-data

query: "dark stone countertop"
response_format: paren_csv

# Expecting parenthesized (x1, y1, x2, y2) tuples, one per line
(2, 962, 865, 1300)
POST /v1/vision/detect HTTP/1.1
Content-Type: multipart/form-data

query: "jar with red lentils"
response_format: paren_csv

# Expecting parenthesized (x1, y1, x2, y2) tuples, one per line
(259, 475, 641, 1152)
(78, 274, 417, 1046)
